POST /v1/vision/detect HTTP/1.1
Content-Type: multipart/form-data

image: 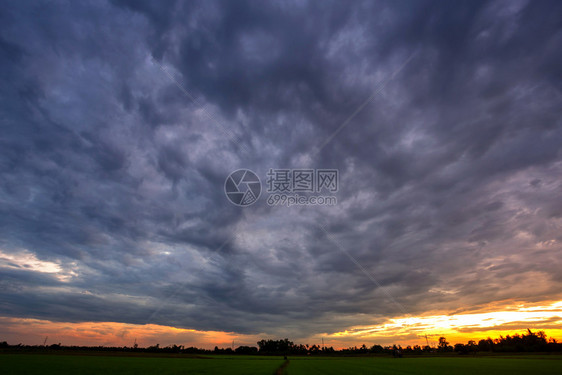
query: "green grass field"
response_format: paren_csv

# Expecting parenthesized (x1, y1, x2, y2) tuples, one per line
(286, 356, 562, 374)
(2, 354, 562, 374)
(0, 354, 284, 375)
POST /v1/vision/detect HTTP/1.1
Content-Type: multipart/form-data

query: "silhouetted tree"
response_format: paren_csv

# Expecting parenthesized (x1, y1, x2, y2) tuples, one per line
(438, 337, 451, 352)
(454, 343, 468, 354)
(235, 346, 258, 354)
(256, 338, 294, 354)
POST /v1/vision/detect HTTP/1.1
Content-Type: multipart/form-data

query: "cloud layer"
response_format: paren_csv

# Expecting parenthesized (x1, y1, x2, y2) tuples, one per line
(1, 0, 561, 342)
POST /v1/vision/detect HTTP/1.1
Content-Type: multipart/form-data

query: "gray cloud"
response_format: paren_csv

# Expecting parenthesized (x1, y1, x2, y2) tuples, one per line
(0, 0, 561, 341)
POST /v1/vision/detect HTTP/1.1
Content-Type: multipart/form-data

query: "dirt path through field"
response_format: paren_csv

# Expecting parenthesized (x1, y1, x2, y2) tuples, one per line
(274, 359, 289, 374)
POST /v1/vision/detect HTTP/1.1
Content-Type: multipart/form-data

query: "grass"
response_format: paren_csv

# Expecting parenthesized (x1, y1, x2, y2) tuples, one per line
(2, 353, 562, 374)
(0, 354, 284, 375)
(285, 356, 562, 374)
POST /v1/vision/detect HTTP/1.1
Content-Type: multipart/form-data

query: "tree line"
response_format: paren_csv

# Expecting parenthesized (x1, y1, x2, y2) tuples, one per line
(1, 329, 561, 355)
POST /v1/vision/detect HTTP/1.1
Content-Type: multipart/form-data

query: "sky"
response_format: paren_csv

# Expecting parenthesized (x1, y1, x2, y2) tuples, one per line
(0, 0, 561, 349)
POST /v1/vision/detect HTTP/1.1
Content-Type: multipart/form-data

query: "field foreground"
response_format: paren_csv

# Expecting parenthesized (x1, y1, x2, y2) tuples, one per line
(287, 356, 562, 374)
(2, 353, 562, 374)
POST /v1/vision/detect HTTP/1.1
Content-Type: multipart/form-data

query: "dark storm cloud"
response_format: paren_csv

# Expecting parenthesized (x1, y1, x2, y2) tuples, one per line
(0, 0, 561, 339)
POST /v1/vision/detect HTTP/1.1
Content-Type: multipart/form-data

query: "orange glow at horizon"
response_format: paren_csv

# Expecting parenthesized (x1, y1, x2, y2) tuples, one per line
(1, 300, 561, 349)
(0, 317, 262, 349)
(327, 300, 562, 348)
